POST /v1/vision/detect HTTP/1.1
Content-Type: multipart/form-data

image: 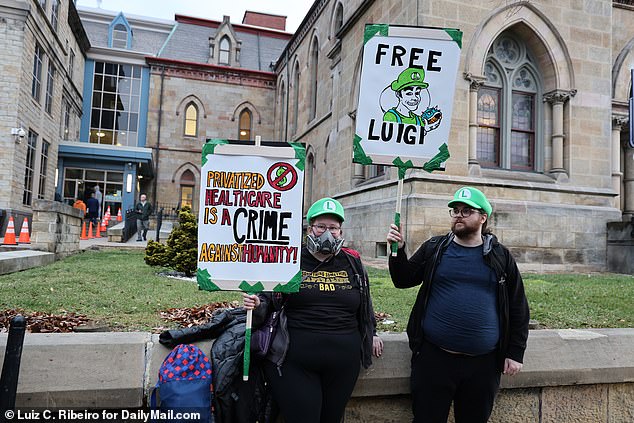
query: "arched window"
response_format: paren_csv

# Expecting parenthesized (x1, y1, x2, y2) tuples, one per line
(291, 62, 300, 135)
(184, 103, 198, 137)
(219, 37, 231, 65)
(239, 109, 252, 140)
(309, 37, 319, 121)
(305, 151, 315, 209)
(334, 3, 343, 34)
(112, 24, 128, 49)
(477, 33, 541, 171)
(180, 170, 195, 209)
(279, 81, 287, 140)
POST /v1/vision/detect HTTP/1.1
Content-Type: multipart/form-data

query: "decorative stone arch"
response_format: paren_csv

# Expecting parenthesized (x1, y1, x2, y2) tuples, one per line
(464, 2, 576, 179)
(171, 162, 200, 184)
(465, 2, 575, 93)
(231, 101, 261, 124)
(304, 145, 316, 210)
(306, 30, 321, 64)
(290, 56, 302, 136)
(175, 95, 207, 119)
(613, 40, 634, 102)
(329, 1, 344, 40)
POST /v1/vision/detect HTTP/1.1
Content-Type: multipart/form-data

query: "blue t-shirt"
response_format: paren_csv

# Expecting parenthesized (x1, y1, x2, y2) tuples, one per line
(422, 241, 499, 355)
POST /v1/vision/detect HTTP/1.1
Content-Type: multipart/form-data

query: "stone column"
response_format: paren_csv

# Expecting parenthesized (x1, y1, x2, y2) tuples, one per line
(543, 90, 575, 181)
(612, 116, 628, 210)
(464, 73, 486, 176)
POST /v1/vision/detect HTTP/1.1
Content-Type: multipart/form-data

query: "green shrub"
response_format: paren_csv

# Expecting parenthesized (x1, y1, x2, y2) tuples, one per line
(144, 206, 198, 276)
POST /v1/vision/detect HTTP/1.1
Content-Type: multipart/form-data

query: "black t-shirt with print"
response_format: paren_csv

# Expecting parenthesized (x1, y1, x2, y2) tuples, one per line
(285, 248, 360, 334)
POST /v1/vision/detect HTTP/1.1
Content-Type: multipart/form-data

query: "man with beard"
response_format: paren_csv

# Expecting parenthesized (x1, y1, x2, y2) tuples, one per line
(386, 186, 529, 423)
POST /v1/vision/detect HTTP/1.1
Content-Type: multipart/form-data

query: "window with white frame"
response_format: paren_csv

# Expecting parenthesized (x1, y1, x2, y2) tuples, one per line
(309, 37, 319, 121)
(23, 130, 38, 206)
(51, 0, 59, 32)
(477, 33, 540, 171)
(32, 44, 44, 102)
(184, 103, 198, 137)
(219, 37, 231, 65)
(112, 24, 128, 49)
(45, 62, 55, 114)
(69, 49, 75, 80)
(90, 61, 142, 146)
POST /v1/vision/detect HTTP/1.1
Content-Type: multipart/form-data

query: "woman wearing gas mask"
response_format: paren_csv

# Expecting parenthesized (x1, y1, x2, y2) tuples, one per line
(243, 197, 383, 423)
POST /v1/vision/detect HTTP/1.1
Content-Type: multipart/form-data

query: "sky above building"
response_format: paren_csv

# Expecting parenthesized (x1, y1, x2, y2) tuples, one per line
(75, 0, 315, 32)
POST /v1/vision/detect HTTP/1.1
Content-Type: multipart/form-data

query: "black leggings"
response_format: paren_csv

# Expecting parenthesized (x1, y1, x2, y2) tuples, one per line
(263, 328, 361, 423)
(410, 340, 501, 423)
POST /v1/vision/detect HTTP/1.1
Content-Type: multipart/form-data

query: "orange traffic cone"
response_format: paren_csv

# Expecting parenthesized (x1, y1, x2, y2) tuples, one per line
(116, 208, 122, 221)
(18, 218, 31, 244)
(101, 216, 108, 232)
(106, 206, 111, 219)
(80, 222, 88, 240)
(87, 221, 94, 239)
(95, 221, 101, 238)
(2, 216, 17, 245)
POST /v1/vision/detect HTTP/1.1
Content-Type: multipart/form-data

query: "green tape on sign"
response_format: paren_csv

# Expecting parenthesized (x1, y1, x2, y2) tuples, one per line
(239, 280, 265, 293)
(422, 143, 451, 173)
(364, 24, 389, 44)
(391, 212, 401, 255)
(353, 135, 373, 165)
(197, 268, 221, 292)
(393, 157, 414, 180)
(444, 29, 463, 49)
(289, 142, 306, 171)
(273, 270, 302, 293)
(202, 139, 229, 166)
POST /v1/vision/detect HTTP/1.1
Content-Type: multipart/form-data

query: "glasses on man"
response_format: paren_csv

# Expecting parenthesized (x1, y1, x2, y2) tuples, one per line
(311, 224, 341, 234)
(449, 207, 481, 218)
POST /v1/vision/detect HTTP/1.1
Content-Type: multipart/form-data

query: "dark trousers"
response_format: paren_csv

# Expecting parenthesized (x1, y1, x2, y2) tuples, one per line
(411, 340, 501, 423)
(263, 328, 361, 423)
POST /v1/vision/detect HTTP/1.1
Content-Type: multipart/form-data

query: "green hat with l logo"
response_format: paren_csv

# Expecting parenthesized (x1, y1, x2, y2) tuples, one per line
(390, 67, 429, 91)
(448, 187, 493, 216)
(306, 197, 345, 223)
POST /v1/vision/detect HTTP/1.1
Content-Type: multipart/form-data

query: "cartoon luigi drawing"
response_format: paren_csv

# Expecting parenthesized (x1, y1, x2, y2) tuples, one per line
(382, 67, 443, 133)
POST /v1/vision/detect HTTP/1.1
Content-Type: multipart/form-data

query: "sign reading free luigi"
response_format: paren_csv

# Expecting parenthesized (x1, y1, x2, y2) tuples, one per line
(197, 139, 305, 293)
(354, 24, 462, 170)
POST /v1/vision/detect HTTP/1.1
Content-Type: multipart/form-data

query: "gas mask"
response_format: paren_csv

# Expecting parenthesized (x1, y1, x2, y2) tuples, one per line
(306, 229, 344, 255)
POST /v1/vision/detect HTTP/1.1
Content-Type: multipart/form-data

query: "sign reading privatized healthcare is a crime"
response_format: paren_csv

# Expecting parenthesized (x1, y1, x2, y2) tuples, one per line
(197, 139, 305, 293)
(354, 24, 462, 171)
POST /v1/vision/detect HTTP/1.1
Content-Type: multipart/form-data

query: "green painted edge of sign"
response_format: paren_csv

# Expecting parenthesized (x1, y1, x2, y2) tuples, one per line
(444, 28, 463, 49)
(289, 142, 306, 171)
(272, 270, 302, 293)
(353, 134, 373, 165)
(364, 24, 389, 45)
(197, 268, 221, 292)
(202, 139, 230, 166)
(422, 143, 451, 173)
(239, 280, 265, 293)
(393, 157, 414, 179)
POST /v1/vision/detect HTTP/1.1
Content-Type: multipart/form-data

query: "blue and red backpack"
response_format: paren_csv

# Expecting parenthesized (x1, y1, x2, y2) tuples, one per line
(151, 344, 214, 422)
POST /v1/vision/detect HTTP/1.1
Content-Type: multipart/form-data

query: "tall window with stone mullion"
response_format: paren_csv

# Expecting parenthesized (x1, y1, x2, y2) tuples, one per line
(31, 44, 44, 102)
(45, 63, 55, 114)
(477, 33, 541, 171)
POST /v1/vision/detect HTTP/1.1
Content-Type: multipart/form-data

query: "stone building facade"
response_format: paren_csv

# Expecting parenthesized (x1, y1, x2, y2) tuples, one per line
(273, 0, 634, 272)
(144, 13, 291, 214)
(0, 0, 88, 234)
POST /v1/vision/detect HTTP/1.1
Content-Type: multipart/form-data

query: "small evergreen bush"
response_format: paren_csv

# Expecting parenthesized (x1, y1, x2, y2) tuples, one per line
(144, 206, 198, 276)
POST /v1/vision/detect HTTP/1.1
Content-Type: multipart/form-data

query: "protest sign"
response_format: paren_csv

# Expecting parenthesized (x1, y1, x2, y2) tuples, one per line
(354, 24, 462, 171)
(196, 139, 305, 294)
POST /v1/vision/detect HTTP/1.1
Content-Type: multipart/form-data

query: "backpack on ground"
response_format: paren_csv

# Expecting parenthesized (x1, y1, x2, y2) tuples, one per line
(151, 344, 214, 422)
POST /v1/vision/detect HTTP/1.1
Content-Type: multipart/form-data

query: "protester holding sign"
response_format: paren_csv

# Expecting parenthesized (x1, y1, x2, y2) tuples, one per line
(386, 187, 529, 423)
(243, 197, 383, 423)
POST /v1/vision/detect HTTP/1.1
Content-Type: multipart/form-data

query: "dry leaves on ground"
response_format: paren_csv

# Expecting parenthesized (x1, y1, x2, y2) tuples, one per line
(159, 302, 239, 327)
(0, 309, 90, 333)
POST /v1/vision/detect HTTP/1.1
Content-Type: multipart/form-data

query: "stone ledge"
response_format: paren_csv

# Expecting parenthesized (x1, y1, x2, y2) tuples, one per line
(0, 250, 55, 275)
(0, 329, 633, 410)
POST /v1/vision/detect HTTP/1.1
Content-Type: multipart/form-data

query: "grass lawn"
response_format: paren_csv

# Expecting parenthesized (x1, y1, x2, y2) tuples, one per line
(1, 249, 633, 332)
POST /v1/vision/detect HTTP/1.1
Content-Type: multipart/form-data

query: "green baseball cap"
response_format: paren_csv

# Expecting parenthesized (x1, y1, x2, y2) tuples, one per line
(306, 197, 345, 223)
(390, 67, 429, 92)
(448, 187, 493, 216)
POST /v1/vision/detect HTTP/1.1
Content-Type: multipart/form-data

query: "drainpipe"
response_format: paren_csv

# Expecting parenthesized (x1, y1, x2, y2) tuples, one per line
(153, 66, 165, 208)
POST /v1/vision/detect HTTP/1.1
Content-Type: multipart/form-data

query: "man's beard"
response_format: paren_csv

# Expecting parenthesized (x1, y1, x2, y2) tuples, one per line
(451, 220, 480, 238)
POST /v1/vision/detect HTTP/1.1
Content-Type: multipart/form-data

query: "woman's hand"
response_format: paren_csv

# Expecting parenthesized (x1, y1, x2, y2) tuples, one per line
(386, 224, 404, 249)
(242, 293, 261, 310)
(373, 335, 384, 357)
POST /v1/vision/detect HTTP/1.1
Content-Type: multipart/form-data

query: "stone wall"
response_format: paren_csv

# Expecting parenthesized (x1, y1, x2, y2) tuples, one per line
(1, 329, 633, 422)
(30, 199, 83, 257)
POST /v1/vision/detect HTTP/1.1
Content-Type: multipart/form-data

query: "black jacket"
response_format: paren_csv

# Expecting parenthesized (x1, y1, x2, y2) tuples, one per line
(135, 201, 153, 220)
(389, 232, 530, 370)
(159, 308, 274, 423)
(253, 247, 376, 372)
